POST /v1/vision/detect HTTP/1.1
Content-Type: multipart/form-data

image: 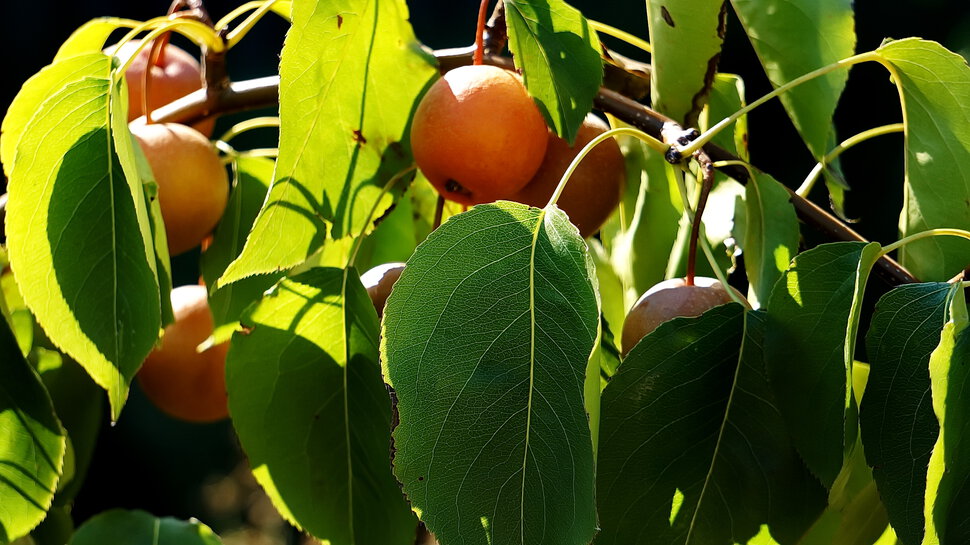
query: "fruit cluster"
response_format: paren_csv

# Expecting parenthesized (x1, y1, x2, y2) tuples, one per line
(117, 43, 742, 423)
(410, 64, 626, 238)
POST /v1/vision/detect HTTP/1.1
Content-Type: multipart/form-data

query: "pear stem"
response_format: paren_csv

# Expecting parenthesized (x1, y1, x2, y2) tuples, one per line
(474, 0, 490, 66)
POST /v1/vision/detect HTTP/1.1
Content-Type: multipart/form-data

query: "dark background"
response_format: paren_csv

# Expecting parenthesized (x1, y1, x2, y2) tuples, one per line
(2, 1, 969, 543)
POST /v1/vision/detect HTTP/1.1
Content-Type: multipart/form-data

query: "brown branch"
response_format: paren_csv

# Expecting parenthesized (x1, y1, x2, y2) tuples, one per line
(482, 1, 508, 56)
(0, 47, 918, 287)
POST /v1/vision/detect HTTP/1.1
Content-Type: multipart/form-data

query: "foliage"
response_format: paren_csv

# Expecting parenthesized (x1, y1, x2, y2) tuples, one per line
(1, 0, 970, 544)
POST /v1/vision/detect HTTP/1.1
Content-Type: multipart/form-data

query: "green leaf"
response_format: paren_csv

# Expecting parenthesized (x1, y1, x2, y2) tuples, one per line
(703, 73, 749, 161)
(923, 284, 970, 545)
(666, 177, 744, 281)
(589, 238, 626, 341)
(764, 242, 881, 487)
(383, 202, 599, 545)
(874, 39, 970, 281)
(68, 509, 222, 545)
(31, 348, 104, 506)
(741, 171, 800, 308)
(323, 172, 455, 274)
(597, 308, 826, 545)
(5, 55, 161, 420)
(227, 268, 416, 545)
(0, 317, 66, 544)
(860, 283, 952, 545)
(504, 0, 604, 143)
(798, 430, 889, 545)
(29, 505, 74, 545)
(54, 18, 139, 61)
(730, 0, 855, 160)
(131, 134, 174, 326)
(201, 156, 282, 340)
(611, 142, 682, 297)
(646, 0, 727, 125)
(1, 54, 108, 177)
(219, 0, 437, 285)
(1, 269, 33, 356)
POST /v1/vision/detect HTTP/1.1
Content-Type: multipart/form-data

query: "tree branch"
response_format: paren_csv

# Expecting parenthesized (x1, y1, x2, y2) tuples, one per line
(0, 46, 918, 286)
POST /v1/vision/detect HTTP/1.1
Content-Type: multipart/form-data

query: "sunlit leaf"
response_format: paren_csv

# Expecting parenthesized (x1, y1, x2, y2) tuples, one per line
(764, 242, 880, 487)
(68, 509, 222, 545)
(383, 202, 599, 545)
(923, 284, 970, 544)
(54, 18, 140, 61)
(860, 283, 952, 545)
(5, 54, 161, 419)
(611, 143, 682, 298)
(1, 54, 107, 176)
(741, 171, 799, 308)
(703, 73, 749, 161)
(220, 0, 437, 285)
(590, 238, 626, 340)
(201, 156, 282, 341)
(130, 134, 173, 326)
(0, 267, 32, 356)
(227, 268, 417, 545)
(875, 39, 970, 281)
(597, 308, 825, 545)
(504, 0, 603, 143)
(0, 317, 66, 544)
(730, 0, 855, 161)
(646, 0, 726, 125)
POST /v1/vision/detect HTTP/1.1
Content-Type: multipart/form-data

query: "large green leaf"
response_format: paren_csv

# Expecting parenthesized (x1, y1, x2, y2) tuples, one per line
(504, 0, 603, 143)
(597, 308, 825, 545)
(764, 242, 880, 487)
(730, 0, 855, 161)
(382, 202, 599, 545)
(874, 39, 970, 281)
(923, 284, 970, 545)
(68, 509, 222, 545)
(219, 0, 437, 285)
(0, 318, 66, 544)
(860, 283, 952, 545)
(5, 55, 161, 419)
(227, 268, 416, 545)
(1, 54, 108, 176)
(201, 156, 282, 342)
(646, 0, 727, 125)
(741, 171, 800, 308)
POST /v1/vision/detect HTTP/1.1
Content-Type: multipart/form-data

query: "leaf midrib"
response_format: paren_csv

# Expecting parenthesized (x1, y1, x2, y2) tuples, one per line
(520, 208, 546, 545)
(341, 266, 356, 544)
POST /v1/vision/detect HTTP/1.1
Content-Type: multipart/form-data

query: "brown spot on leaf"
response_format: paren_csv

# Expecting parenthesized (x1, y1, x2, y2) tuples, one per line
(337, 14, 343, 28)
(661, 6, 675, 27)
(352, 129, 367, 146)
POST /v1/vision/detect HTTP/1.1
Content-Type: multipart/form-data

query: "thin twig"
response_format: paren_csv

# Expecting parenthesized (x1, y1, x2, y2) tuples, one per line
(687, 150, 715, 286)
